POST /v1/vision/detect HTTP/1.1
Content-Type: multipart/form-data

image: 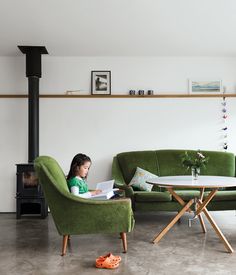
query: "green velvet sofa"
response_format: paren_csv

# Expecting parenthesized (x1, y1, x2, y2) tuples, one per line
(112, 149, 236, 212)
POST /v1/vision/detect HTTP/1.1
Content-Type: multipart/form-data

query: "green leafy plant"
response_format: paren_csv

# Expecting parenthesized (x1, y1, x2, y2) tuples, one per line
(181, 150, 209, 170)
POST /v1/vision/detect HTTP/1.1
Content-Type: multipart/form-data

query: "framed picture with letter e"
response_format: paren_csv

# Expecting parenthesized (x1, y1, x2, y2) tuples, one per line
(91, 71, 111, 95)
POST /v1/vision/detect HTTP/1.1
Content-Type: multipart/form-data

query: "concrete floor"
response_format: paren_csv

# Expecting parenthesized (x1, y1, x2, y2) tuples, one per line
(1, 211, 236, 275)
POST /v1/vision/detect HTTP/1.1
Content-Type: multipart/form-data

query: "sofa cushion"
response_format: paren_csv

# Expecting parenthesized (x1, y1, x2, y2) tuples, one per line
(117, 151, 158, 183)
(135, 191, 172, 202)
(173, 190, 201, 201)
(204, 190, 236, 201)
(129, 167, 156, 191)
(172, 190, 236, 202)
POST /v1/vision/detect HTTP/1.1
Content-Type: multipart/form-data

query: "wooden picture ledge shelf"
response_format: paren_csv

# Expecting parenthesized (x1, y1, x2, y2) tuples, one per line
(0, 94, 236, 98)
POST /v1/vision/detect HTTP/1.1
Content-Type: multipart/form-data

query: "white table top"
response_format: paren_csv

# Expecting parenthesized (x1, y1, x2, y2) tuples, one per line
(146, 176, 236, 188)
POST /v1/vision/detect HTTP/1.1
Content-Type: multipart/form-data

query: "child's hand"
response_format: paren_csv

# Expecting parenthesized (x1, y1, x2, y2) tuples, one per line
(91, 189, 102, 196)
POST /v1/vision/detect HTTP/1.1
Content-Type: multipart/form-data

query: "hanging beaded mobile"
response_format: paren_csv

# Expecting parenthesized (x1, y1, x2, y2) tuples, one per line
(222, 87, 228, 151)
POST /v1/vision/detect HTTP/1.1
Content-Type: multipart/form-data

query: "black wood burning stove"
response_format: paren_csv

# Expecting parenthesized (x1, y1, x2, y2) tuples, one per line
(16, 46, 48, 219)
(16, 163, 47, 218)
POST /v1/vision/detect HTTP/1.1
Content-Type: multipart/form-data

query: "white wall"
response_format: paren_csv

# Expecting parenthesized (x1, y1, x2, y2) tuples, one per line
(1, 56, 236, 212)
(2, 56, 236, 94)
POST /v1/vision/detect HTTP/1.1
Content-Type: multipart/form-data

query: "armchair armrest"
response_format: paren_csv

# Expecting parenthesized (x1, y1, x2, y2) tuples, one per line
(54, 193, 135, 235)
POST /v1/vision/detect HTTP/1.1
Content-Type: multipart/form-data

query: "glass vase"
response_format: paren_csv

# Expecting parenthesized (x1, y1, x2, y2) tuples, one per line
(191, 167, 200, 180)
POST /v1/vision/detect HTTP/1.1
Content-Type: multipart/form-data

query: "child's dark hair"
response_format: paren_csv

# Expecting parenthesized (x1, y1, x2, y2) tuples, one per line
(67, 153, 91, 180)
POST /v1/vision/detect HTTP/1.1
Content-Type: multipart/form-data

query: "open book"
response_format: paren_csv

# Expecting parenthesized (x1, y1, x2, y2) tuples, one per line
(90, 180, 118, 200)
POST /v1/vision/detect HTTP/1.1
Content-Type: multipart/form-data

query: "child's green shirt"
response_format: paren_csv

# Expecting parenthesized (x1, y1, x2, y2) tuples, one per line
(67, 176, 89, 194)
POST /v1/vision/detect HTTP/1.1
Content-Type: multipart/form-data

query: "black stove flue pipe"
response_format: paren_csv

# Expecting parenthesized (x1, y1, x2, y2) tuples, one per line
(18, 46, 48, 163)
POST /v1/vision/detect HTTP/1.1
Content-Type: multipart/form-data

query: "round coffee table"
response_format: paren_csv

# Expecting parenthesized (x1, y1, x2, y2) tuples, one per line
(146, 175, 236, 253)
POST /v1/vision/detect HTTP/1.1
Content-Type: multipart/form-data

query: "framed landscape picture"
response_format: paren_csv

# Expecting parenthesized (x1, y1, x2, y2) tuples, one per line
(91, 71, 111, 95)
(189, 79, 222, 94)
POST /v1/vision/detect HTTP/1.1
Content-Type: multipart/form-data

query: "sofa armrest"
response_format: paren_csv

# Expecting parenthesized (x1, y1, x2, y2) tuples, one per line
(112, 156, 134, 198)
(117, 184, 134, 198)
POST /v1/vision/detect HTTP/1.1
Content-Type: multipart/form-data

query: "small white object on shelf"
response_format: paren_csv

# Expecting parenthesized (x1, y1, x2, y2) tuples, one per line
(66, 90, 86, 95)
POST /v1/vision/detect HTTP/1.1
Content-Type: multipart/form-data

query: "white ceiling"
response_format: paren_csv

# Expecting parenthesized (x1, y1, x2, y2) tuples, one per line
(1, 0, 236, 57)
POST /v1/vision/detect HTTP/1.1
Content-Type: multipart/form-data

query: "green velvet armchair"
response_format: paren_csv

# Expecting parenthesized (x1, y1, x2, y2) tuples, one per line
(34, 156, 135, 256)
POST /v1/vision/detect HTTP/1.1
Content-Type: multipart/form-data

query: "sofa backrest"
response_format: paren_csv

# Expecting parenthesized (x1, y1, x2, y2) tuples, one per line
(117, 151, 158, 183)
(157, 150, 235, 177)
(116, 149, 235, 184)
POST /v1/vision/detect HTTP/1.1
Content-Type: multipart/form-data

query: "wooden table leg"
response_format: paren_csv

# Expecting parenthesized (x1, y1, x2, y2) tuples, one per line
(167, 187, 192, 213)
(198, 212, 206, 233)
(152, 199, 194, 244)
(198, 188, 206, 233)
(196, 189, 218, 216)
(167, 187, 205, 232)
(201, 207, 234, 253)
(153, 183, 234, 253)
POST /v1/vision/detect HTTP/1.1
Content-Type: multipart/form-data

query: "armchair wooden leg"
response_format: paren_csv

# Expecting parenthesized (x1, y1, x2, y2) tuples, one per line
(120, 232, 127, 253)
(61, 235, 68, 256)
